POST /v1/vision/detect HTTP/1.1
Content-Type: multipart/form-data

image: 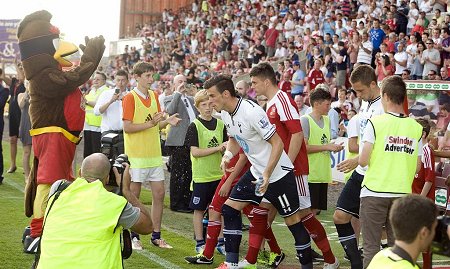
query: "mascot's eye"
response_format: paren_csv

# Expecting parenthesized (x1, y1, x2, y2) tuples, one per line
(53, 38, 60, 51)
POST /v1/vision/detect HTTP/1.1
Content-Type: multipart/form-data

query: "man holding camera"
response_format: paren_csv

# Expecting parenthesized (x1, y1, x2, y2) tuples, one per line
(94, 69, 130, 154)
(368, 194, 437, 269)
(36, 153, 152, 269)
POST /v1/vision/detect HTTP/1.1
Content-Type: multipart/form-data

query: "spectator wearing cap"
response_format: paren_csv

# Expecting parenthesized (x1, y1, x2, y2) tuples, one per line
(291, 61, 306, 98)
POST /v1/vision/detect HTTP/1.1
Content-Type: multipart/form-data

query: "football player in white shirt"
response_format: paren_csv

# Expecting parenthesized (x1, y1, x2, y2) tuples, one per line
(204, 75, 314, 269)
(333, 65, 384, 269)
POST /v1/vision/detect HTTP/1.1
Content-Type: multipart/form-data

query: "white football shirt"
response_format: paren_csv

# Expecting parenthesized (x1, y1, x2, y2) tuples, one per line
(355, 96, 384, 175)
(221, 98, 294, 182)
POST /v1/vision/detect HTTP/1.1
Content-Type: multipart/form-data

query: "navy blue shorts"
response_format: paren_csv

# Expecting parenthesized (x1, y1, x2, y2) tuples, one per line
(336, 170, 364, 218)
(189, 180, 220, 210)
(229, 170, 300, 217)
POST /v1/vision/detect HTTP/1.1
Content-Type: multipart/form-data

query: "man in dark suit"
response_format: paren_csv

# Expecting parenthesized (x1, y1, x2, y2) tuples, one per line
(164, 74, 199, 212)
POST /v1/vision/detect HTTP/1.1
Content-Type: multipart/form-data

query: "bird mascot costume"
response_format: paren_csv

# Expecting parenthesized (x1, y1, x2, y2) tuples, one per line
(17, 10, 105, 253)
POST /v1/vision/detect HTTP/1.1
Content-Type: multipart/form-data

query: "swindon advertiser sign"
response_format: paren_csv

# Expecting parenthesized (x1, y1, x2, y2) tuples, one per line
(0, 19, 20, 61)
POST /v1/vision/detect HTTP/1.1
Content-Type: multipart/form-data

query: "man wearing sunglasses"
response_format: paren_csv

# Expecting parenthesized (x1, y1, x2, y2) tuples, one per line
(421, 40, 441, 79)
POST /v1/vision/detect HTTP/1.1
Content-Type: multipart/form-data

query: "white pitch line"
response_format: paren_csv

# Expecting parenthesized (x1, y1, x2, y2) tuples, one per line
(0, 195, 23, 200)
(5, 180, 181, 268)
(135, 249, 182, 269)
(5, 180, 25, 193)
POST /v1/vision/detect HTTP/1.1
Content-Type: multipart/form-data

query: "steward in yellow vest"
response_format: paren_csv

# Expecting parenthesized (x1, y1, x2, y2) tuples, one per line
(359, 76, 424, 268)
(37, 153, 153, 269)
(300, 86, 344, 211)
(185, 90, 227, 249)
(38, 178, 126, 269)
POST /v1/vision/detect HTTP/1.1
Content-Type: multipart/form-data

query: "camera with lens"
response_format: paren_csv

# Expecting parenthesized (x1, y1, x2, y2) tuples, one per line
(101, 133, 128, 189)
(432, 215, 450, 257)
(113, 154, 130, 175)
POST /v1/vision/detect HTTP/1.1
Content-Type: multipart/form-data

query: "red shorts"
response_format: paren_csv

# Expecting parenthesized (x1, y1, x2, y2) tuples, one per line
(33, 133, 76, 184)
(209, 174, 254, 217)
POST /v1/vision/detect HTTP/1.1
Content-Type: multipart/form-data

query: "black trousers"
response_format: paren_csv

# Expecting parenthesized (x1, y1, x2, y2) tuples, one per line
(83, 130, 102, 158)
(168, 146, 192, 210)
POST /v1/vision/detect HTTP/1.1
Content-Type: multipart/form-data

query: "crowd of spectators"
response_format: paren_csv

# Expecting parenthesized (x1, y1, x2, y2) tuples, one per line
(96, 0, 450, 142)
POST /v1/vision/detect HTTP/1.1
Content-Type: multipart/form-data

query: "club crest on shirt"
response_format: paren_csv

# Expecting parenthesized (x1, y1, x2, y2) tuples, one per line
(268, 106, 277, 118)
(258, 117, 270, 129)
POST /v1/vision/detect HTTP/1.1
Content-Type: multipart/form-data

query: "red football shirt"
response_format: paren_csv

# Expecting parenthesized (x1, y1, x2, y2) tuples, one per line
(307, 69, 324, 92)
(278, 80, 292, 95)
(266, 90, 309, 175)
(412, 144, 435, 200)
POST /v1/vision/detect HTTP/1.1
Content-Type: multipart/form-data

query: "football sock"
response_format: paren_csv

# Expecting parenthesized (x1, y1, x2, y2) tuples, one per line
(151, 231, 161, 241)
(288, 221, 313, 268)
(222, 204, 242, 264)
(203, 220, 221, 259)
(265, 224, 282, 254)
(336, 222, 362, 269)
(302, 213, 335, 263)
(245, 206, 268, 264)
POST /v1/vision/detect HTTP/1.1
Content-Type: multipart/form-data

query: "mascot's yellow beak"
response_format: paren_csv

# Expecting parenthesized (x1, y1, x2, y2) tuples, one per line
(53, 39, 78, 67)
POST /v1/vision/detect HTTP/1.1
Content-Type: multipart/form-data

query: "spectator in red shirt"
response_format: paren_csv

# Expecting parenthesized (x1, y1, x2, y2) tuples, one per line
(412, 118, 435, 269)
(385, 11, 397, 32)
(278, 72, 292, 95)
(412, 119, 435, 200)
(307, 59, 325, 93)
(264, 24, 279, 58)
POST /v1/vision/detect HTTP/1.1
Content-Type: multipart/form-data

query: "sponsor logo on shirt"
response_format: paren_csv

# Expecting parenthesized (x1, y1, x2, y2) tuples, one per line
(384, 136, 416, 154)
(235, 134, 249, 153)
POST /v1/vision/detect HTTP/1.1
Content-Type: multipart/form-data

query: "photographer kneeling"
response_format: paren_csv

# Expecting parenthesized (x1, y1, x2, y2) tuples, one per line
(368, 194, 437, 269)
(36, 153, 152, 269)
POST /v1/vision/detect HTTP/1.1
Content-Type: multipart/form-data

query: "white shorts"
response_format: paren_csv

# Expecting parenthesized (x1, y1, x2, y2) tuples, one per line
(130, 166, 165, 182)
(296, 174, 311, 210)
(261, 174, 311, 210)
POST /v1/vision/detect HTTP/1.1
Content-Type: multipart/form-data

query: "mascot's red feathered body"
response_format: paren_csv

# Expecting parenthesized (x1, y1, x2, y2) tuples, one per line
(17, 10, 105, 253)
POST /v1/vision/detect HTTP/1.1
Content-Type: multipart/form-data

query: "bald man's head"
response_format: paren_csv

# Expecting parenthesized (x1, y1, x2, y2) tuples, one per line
(81, 153, 111, 183)
(173, 74, 186, 89)
(236, 80, 249, 97)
